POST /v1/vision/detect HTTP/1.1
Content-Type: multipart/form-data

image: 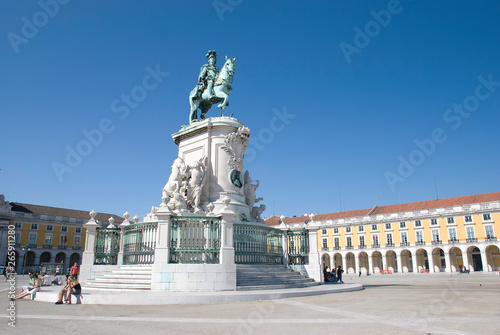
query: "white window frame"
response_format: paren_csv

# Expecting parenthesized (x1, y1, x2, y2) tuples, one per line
(358, 226, 364, 232)
(432, 229, 440, 242)
(484, 225, 495, 239)
(401, 232, 408, 244)
(386, 233, 393, 245)
(431, 219, 438, 226)
(466, 227, 475, 240)
(400, 222, 406, 228)
(345, 227, 351, 233)
(448, 228, 457, 241)
(414, 220, 422, 227)
(371, 224, 378, 231)
(359, 235, 365, 246)
(416, 231, 424, 243)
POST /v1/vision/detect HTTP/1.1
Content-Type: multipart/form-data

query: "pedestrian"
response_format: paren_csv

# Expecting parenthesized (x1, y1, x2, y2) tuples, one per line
(55, 266, 60, 276)
(70, 262, 79, 280)
(359, 267, 362, 277)
(337, 265, 344, 283)
(3, 267, 8, 281)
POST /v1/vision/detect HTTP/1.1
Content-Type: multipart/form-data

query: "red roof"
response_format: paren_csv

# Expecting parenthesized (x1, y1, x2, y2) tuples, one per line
(266, 191, 500, 226)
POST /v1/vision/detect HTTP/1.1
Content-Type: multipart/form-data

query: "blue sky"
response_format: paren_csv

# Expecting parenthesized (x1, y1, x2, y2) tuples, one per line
(1, 0, 499, 219)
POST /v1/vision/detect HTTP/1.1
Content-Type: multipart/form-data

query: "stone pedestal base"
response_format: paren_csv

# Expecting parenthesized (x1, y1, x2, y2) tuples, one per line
(151, 263, 236, 291)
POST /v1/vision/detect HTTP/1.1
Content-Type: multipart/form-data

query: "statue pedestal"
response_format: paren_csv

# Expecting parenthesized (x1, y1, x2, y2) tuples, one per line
(170, 116, 258, 223)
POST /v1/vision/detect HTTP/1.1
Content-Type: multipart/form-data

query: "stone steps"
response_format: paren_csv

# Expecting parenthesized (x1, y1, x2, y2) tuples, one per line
(236, 265, 318, 291)
(86, 265, 152, 290)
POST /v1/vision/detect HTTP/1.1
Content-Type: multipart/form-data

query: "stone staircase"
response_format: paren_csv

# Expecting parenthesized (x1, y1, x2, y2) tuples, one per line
(236, 265, 318, 291)
(85, 265, 152, 290)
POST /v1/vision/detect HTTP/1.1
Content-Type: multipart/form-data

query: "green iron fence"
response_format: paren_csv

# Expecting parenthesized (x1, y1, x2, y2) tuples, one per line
(123, 222, 157, 265)
(169, 217, 220, 264)
(287, 230, 309, 265)
(234, 224, 284, 264)
(94, 228, 120, 265)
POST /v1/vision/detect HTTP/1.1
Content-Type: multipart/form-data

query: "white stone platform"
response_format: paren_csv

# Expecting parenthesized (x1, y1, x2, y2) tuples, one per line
(33, 282, 362, 305)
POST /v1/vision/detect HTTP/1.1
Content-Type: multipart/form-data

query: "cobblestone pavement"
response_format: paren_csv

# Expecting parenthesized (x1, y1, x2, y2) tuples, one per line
(2, 272, 499, 335)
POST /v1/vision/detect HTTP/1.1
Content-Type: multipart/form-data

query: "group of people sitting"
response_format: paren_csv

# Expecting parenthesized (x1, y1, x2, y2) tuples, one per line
(10, 271, 81, 304)
(323, 265, 344, 283)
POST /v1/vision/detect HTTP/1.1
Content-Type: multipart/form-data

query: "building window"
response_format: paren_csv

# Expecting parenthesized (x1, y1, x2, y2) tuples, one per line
(333, 228, 339, 234)
(322, 238, 328, 249)
(372, 234, 379, 246)
(465, 216, 472, 223)
(60, 235, 67, 246)
(432, 230, 440, 242)
(415, 220, 422, 227)
(28, 233, 37, 246)
(401, 232, 408, 244)
(447, 217, 455, 224)
(61, 226, 68, 232)
(386, 233, 393, 245)
(31, 223, 38, 230)
(346, 227, 351, 233)
(449, 228, 457, 241)
(431, 219, 438, 225)
(485, 226, 494, 239)
(346, 236, 352, 247)
(358, 226, 364, 232)
(372, 224, 377, 231)
(46, 225, 53, 231)
(334, 237, 340, 248)
(74, 236, 81, 248)
(15, 222, 22, 229)
(400, 222, 406, 228)
(466, 227, 475, 239)
(75, 227, 81, 233)
(416, 231, 424, 243)
(359, 235, 365, 247)
(15, 233, 20, 245)
(321, 229, 327, 235)
(483, 214, 492, 221)
(44, 234, 52, 246)
(385, 223, 391, 230)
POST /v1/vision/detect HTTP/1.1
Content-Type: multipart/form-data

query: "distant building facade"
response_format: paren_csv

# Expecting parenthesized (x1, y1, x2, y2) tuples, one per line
(267, 192, 500, 274)
(0, 194, 121, 274)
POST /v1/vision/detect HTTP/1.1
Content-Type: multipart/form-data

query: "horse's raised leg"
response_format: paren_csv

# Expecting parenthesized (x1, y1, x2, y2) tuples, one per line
(217, 92, 228, 116)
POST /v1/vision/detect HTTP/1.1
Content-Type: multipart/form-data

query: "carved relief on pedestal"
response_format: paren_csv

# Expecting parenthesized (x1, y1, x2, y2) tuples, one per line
(221, 126, 250, 190)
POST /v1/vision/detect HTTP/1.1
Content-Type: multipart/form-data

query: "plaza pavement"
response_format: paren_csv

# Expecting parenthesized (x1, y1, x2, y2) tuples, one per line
(1, 272, 499, 335)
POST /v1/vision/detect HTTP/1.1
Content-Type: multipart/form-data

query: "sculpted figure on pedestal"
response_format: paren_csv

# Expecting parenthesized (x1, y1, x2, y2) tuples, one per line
(186, 157, 207, 213)
(244, 170, 263, 211)
(162, 157, 187, 200)
(189, 50, 236, 123)
(251, 204, 266, 222)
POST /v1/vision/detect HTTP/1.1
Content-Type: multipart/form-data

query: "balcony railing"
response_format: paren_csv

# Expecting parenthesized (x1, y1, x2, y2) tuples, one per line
(485, 236, 497, 242)
(371, 243, 380, 248)
(58, 245, 67, 249)
(346, 245, 353, 249)
(415, 241, 426, 246)
(386, 243, 395, 248)
(448, 238, 460, 244)
(334, 246, 340, 250)
(358, 245, 366, 249)
(42, 244, 52, 249)
(400, 242, 410, 247)
(432, 240, 442, 245)
(466, 238, 478, 243)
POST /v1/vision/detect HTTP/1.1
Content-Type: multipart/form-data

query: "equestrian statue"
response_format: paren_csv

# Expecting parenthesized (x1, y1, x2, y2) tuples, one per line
(189, 50, 236, 124)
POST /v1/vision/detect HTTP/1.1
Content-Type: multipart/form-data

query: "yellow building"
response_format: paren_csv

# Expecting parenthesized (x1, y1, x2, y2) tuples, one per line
(268, 192, 500, 274)
(0, 195, 121, 274)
